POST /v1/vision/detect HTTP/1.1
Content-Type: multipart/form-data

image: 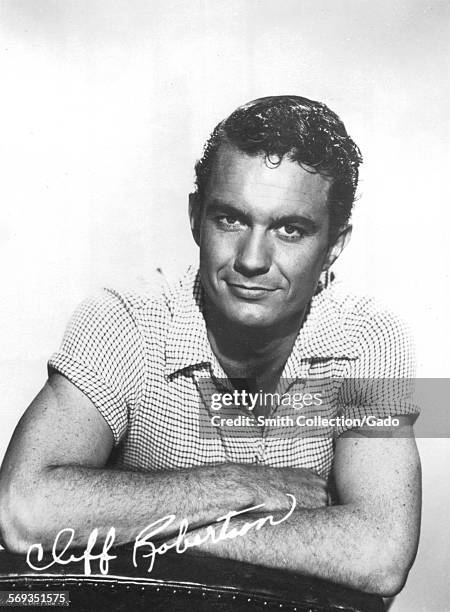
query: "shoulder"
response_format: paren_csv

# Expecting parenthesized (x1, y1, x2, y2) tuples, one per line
(74, 265, 199, 323)
(318, 281, 415, 376)
(318, 281, 411, 337)
(50, 264, 200, 384)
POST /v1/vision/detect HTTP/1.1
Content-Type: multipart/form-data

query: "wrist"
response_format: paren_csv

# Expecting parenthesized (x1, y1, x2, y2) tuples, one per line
(223, 463, 257, 508)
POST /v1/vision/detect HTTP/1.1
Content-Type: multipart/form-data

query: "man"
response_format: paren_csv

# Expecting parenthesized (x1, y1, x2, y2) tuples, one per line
(0, 96, 421, 596)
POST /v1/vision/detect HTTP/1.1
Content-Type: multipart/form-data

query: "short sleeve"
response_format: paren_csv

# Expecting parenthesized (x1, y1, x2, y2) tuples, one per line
(48, 289, 146, 445)
(336, 307, 420, 435)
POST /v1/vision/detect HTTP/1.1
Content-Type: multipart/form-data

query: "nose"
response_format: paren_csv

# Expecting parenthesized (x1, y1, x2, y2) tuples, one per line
(234, 228, 272, 277)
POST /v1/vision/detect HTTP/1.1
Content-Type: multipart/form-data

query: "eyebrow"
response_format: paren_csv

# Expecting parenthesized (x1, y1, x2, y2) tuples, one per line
(205, 199, 320, 232)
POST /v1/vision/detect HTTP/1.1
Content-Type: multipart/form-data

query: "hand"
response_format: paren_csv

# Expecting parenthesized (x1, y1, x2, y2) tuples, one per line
(226, 464, 328, 513)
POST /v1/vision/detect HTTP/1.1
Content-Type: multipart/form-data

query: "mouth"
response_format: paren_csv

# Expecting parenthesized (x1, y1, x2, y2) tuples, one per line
(226, 282, 278, 300)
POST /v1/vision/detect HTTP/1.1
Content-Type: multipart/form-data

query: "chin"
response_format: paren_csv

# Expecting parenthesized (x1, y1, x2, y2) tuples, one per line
(222, 303, 279, 329)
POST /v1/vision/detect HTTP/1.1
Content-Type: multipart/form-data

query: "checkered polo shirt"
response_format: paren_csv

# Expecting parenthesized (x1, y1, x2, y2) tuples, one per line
(48, 266, 418, 478)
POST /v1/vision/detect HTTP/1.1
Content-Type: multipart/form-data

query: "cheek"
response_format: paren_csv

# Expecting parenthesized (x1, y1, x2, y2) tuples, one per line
(277, 243, 328, 284)
(200, 227, 237, 267)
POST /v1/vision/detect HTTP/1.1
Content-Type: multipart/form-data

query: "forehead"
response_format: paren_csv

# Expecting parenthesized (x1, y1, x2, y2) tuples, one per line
(204, 144, 331, 222)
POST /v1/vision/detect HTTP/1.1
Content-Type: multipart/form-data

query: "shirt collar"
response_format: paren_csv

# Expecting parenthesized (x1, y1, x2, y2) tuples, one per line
(165, 269, 358, 378)
(281, 288, 359, 378)
(165, 269, 213, 377)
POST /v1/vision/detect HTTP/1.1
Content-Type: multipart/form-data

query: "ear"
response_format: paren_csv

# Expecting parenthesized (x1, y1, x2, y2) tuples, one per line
(322, 224, 352, 271)
(189, 192, 201, 246)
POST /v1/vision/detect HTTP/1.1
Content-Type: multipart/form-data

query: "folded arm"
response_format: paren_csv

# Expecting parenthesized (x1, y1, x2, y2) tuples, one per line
(0, 374, 421, 596)
(175, 427, 422, 596)
(0, 374, 326, 552)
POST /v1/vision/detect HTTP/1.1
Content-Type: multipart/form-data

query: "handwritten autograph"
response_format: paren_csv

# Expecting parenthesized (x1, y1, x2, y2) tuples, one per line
(26, 494, 296, 576)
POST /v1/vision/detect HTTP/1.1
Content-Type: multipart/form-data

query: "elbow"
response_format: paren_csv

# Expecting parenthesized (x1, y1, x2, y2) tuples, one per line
(0, 502, 25, 555)
(375, 531, 419, 596)
(370, 565, 409, 597)
(0, 482, 44, 555)
(353, 563, 409, 597)
(354, 507, 420, 597)
(362, 544, 416, 597)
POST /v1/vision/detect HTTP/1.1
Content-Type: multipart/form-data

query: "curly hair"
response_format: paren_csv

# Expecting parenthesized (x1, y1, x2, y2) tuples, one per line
(194, 95, 363, 241)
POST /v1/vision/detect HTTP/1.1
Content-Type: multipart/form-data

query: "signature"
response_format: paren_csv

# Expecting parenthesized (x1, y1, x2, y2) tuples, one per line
(26, 527, 117, 576)
(26, 494, 296, 576)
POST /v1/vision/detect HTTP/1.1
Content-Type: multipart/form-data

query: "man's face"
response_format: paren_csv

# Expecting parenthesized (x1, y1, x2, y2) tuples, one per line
(192, 143, 336, 330)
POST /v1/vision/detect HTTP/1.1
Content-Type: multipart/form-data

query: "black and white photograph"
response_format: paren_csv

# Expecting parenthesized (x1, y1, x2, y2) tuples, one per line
(0, 2, 448, 611)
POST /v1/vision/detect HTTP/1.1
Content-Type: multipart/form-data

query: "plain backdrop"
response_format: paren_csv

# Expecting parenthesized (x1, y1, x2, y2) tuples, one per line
(0, 1, 449, 610)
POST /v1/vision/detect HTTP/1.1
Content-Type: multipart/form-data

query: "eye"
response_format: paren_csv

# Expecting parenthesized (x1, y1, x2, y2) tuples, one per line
(216, 215, 245, 230)
(277, 224, 305, 240)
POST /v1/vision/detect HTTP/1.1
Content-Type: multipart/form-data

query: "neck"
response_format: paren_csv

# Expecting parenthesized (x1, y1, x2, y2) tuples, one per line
(204, 299, 306, 380)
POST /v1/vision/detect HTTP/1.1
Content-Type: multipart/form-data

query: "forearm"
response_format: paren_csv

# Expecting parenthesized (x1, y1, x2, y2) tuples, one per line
(182, 504, 415, 596)
(0, 462, 256, 552)
(0, 376, 327, 554)
(182, 434, 423, 598)
(0, 460, 324, 553)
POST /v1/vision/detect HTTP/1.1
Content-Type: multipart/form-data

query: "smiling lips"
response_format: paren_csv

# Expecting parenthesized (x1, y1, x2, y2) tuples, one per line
(227, 282, 278, 300)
